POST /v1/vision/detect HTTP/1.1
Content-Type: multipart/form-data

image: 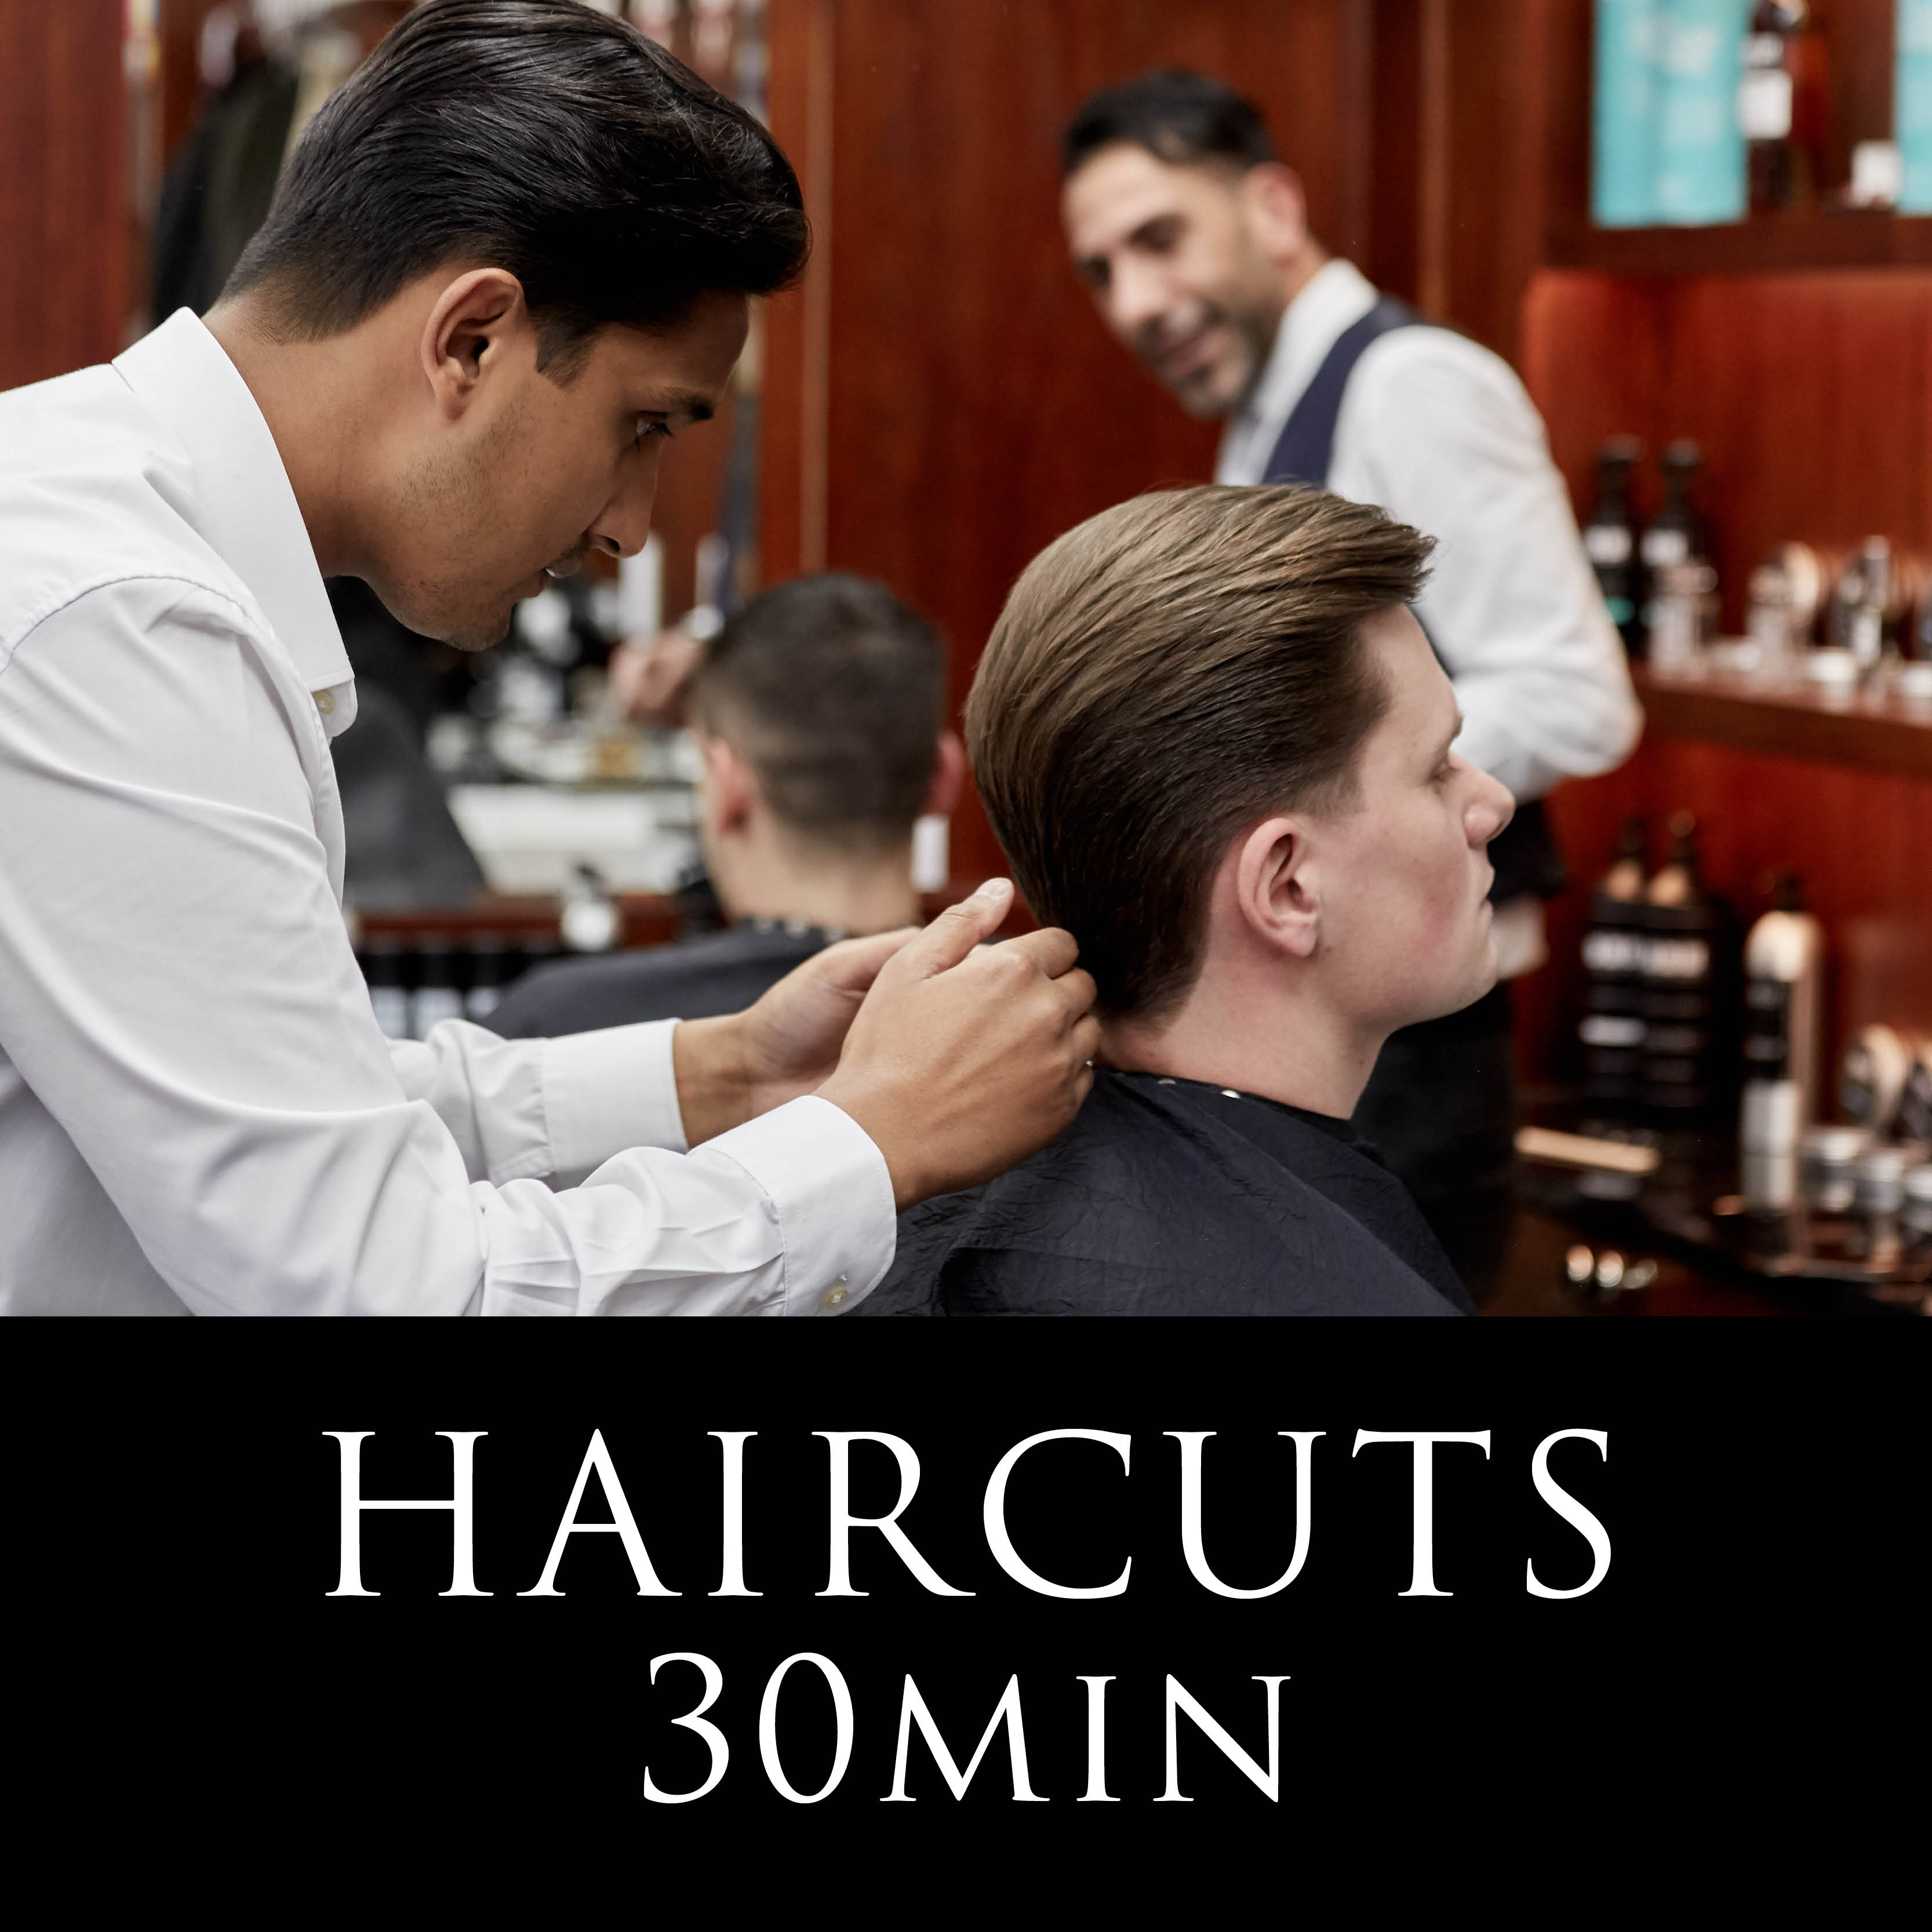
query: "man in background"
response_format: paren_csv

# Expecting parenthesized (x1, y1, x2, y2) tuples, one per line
(864, 485, 1507, 1318)
(492, 573, 964, 1034)
(1058, 71, 1642, 1296)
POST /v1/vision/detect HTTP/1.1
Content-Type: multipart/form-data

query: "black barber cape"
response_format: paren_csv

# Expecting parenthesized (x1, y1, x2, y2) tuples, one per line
(857, 1069, 1475, 1317)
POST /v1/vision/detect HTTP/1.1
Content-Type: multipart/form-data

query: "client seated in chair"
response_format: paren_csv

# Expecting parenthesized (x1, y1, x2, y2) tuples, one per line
(860, 483, 1514, 1318)
(490, 573, 962, 1036)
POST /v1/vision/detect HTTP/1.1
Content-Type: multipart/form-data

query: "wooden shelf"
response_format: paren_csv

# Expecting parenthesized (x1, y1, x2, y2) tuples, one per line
(1546, 210, 1932, 277)
(1634, 665, 1932, 780)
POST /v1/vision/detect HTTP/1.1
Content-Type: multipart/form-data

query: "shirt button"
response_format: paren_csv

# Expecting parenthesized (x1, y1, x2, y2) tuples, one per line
(823, 1279, 848, 1309)
(314, 690, 336, 715)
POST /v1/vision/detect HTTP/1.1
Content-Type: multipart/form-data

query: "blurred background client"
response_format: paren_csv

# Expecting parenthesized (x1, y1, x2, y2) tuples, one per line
(1060, 71, 1642, 1299)
(492, 573, 963, 1034)
(865, 486, 1513, 1319)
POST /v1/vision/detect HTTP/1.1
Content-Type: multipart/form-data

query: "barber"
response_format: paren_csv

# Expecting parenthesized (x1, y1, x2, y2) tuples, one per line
(1060, 71, 1640, 1296)
(0, 0, 1098, 1318)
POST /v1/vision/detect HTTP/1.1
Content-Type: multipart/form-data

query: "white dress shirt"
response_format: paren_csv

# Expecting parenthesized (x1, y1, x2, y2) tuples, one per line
(1218, 261, 1643, 978)
(0, 311, 895, 1316)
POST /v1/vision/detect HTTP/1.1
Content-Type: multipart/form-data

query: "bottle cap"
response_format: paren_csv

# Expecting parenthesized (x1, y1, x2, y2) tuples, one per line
(1804, 648, 1860, 689)
(1802, 1125, 1868, 1165)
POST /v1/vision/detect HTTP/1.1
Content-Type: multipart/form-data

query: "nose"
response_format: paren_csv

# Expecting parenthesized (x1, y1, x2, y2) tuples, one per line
(1105, 254, 1176, 346)
(590, 442, 661, 560)
(1467, 767, 1516, 847)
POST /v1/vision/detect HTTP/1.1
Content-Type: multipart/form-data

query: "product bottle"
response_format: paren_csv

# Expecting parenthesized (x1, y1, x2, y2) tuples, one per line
(1899, 0, 1932, 214)
(1638, 442, 1715, 668)
(1741, 3, 1817, 213)
(1840, 1024, 1913, 1138)
(1745, 541, 1827, 678)
(1653, 0, 1748, 225)
(1584, 438, 1647, 656)
(1593, 0, 1661, 227)
(1898, 1035, 1932, 1145)
(1739, 871, 1824, 1155)
(1640, 812, 1734, 1123)
(1641, 442, 1707, 570)
(1831, 538, 1894, 674)
(1578, 817, 1651, 1120)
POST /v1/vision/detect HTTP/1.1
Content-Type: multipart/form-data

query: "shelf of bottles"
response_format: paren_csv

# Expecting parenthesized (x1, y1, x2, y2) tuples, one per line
(1571, 1, 1932, 274)
(1581, 435, 1932, 774)
(1566, 813, 1932, 1299)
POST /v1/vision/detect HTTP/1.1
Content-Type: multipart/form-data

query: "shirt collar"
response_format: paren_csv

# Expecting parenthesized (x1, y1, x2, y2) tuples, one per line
(1220, 258, 1381, 483)
(114, 310, 356, 735)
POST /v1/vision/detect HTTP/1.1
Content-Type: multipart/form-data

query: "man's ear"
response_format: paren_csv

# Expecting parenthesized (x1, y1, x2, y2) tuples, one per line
(923, 731, 966, 818)
(695, 730, 756, 839)
(420, 267, 533, 421)
(1234, 814, 1320, 960)
(1240, 162, 1311, 261)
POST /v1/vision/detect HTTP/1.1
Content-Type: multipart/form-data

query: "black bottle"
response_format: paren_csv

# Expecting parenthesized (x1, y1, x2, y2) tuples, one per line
(1742, 3, 1813, 214)
(1639, 443, 1709, 631)
(1639, 813, 1735, 1123)
(1578, 817, 1650, 1120)
(1583, 438, 1646, 657)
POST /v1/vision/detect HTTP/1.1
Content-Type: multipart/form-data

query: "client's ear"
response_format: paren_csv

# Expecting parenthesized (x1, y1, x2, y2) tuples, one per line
(1234, 815, 1320, 960)
(696, 732, 757, 838)
(924, 732, 966, 817)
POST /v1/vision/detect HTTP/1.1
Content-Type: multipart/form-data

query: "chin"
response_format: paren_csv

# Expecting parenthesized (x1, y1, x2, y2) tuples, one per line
(1173, 366, 1243, 420)
(427, 597, 516, 653)
(1403, 945, 1501, 1029)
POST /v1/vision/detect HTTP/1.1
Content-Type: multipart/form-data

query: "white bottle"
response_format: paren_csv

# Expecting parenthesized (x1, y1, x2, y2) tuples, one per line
(1740, 872, 1825, 1157)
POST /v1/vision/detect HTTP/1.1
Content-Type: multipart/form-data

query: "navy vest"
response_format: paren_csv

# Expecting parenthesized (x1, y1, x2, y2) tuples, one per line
(1261, 296, 1566, 905)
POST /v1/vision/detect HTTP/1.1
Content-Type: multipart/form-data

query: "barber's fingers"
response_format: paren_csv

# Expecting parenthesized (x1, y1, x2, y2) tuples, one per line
(806, 926, 919, 996)
(1050, 967, 1098, 1021)
(1070, 1013, 1104, 1065)
(999, 923, 1082, 984)
(885, 878, 1016, 981)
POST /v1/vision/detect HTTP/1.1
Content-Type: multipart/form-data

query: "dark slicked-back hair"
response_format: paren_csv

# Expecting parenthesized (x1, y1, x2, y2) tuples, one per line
(227, 0, 808, 373)
(1062, 68, 1278, 178)
(969, 486, 1432, 1020)
(690, 574, 947, 850)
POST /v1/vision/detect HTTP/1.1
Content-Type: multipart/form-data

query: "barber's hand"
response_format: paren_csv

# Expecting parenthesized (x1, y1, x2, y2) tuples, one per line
(817, 879, 1100, 1209)
(672, 925, 919, 1147)
(608, 624, 705, 728)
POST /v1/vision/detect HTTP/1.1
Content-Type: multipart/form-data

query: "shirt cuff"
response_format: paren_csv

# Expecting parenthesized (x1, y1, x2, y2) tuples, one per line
(542, 1019, 686, 1184)
(697, 1094, 897, 1316)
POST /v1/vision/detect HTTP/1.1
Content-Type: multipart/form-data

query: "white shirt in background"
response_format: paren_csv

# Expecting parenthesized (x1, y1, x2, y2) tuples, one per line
(0, 310, 894, 1316)
(1218, 259, 1643, 980)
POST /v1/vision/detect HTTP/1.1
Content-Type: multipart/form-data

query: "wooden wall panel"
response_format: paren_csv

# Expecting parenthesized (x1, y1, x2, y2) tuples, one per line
(0, 0, 129, 392)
